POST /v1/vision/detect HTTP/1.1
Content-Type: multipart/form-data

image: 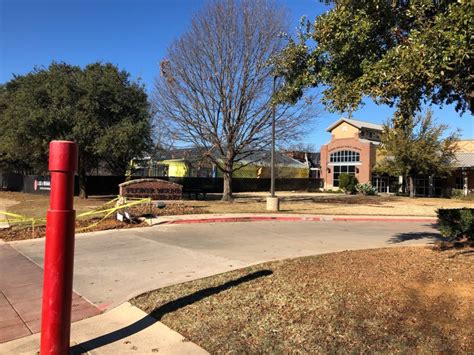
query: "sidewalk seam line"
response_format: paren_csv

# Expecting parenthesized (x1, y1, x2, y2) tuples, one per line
(7, 244, 101, 316)
(1, 290, 33, 335)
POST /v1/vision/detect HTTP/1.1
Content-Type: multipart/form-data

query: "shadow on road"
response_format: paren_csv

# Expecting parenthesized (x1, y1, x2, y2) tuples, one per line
(71, 269, 273, 353)
(388, 224, 442, 244)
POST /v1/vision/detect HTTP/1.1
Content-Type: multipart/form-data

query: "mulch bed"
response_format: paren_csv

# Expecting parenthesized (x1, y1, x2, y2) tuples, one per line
(131, 246, 474, 354)
(0, 203, 206, 242)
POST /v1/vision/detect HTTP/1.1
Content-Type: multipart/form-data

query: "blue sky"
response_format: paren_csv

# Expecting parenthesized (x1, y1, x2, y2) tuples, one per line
(1, 0, 472, 148)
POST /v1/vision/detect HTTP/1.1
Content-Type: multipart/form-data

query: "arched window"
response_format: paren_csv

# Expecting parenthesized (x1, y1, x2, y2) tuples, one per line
(329, 150, 360, 163)
(329, 150, 360, 187)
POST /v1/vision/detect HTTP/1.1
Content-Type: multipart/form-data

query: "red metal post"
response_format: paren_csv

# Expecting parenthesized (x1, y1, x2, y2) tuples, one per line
(40, 141, 78, 355)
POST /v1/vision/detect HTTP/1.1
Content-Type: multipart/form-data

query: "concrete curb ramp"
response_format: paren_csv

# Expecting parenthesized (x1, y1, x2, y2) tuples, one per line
(0, 302, 208, 354)
(151, 213, 437, 225)
(0, 244, 100, 344)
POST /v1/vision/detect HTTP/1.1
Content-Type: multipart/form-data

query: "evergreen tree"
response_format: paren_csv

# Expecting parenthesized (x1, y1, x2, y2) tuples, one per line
(0, 62, 151, 197)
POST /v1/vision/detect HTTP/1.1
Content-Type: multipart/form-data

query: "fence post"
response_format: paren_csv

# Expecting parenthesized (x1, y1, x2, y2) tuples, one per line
(40, 141, 78, 355)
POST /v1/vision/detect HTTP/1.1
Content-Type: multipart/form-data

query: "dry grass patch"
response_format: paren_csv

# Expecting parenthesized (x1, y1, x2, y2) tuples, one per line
(0, 193, 206, 241)
(132, 247, 474, 353)
(2, 191, 473, 218)
(0, 218, 145, 241)
(187, 194, 473, 216)
(0, 191, 108, 218)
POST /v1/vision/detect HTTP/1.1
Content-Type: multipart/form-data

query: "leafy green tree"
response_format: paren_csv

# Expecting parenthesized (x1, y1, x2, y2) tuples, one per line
(0, 62, 151, 197)
(375, 110, 459, 198)
(276, 1, 473, 126)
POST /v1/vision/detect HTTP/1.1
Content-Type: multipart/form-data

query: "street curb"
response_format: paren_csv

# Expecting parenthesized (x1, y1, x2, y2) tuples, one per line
(331, 217, 436, 223)
(162, 216, 322, 224)
(159, 215, 437, 225)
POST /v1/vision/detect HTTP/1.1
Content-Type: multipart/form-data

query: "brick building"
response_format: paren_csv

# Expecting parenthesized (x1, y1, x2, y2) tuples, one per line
(319, 117, 474, 196)
(320, 118, 383, 190)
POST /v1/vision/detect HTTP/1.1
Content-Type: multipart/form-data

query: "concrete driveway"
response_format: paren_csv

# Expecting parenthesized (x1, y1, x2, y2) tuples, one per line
(11, 220, 440, 310)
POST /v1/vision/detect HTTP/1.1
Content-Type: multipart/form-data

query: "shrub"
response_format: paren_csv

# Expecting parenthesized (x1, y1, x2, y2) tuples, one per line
(339, 173, 358, 194)
(450, 189, 464, 199)
(356, 182, 377, 195)
(450, 189, 474, 201)
(437, 208, 474, 240)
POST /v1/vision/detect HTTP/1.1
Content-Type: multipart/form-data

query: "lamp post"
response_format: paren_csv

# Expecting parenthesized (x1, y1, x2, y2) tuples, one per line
(267, 75, 279, 211)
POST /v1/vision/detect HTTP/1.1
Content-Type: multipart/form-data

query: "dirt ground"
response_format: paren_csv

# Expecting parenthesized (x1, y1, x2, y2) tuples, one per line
(1, 191, 472, 222)
(132, 246, 474, 354)
(0, 192, 206, 241)
(187, 192, 473, 216)
(0, 191, 109, 218)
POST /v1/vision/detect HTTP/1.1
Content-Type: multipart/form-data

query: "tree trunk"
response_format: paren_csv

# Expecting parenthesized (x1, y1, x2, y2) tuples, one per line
(408, 175, 415, 198)
(222, 171, 233, 202)
(221, 157, 234, 202)
(78, 163, 88, 199)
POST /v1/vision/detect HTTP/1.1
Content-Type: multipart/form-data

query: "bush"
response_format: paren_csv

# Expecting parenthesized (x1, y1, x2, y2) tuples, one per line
(450, 189, 464, 199)
(339, 173, 358, 194)
(356, 182, 377, 195)
(450, 189, 474, 201)
(437, 208, 474, 240)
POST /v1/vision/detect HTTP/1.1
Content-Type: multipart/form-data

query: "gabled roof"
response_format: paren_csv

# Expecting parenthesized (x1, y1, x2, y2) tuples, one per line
(326, 117, 383, 132)
(236, 151, 307, 168)
(158, 148, 308, 169)
(454, 152, 474, 168)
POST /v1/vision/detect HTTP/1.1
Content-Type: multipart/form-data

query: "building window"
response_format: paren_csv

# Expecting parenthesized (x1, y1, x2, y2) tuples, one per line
(333, 165, 356, 187)
(329, 150, 360, 163)
(455, 176, 464, 189)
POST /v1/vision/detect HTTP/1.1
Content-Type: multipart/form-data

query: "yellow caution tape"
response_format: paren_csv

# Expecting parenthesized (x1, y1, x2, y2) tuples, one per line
(76, 197, 151, 231)
(0, 196, 152, 233)
(0, 211, 45, 224)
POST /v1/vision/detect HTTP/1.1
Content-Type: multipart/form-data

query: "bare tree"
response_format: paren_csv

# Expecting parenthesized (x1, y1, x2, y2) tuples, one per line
(285, 142, 317, 153)
(152, 0, 315, 201)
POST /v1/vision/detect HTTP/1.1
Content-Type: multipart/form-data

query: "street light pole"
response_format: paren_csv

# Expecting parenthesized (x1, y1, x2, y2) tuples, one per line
(270, 75, 276, 198)
(267, 75, 279, 211)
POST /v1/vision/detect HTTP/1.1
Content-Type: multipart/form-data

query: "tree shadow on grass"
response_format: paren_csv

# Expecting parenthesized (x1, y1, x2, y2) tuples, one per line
(388, 224, 443, 244)
(71, 269, 273, 354)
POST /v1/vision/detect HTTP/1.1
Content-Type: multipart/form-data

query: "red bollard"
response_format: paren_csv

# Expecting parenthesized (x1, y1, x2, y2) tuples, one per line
(40, 141, 78, 355)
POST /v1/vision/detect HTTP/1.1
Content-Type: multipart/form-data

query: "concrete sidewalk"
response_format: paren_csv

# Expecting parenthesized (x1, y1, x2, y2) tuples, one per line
(2, 218, 440, 353)
(0, 243, 100, 343)
(0, 302, 207, 354)
(10, 219, 440, 310)
(147, 213, 437, 225)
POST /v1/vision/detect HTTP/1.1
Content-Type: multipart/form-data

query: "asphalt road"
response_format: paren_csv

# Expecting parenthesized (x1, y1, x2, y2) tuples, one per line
(11, 220, 440, 309)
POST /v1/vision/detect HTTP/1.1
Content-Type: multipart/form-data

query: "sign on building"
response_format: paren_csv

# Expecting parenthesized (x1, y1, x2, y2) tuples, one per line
(119, 178, 182, 200)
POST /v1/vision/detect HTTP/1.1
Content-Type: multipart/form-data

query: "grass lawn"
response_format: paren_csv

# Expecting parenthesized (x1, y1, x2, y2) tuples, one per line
(0, 191, 206, 241)
(132, 246, 474, 353)
(187, 192, 473, 216)
(1, 191, 472, 219)
(0, 191, 109, 218)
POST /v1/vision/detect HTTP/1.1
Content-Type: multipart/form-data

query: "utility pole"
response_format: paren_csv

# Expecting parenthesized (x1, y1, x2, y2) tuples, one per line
(270, 75, 276, 198)
(267, 75, 279, 211)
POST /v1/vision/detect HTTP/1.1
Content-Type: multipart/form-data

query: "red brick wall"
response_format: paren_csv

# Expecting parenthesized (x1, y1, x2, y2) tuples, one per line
(119, 178, 182, 200)
(320, 138, 376, 189)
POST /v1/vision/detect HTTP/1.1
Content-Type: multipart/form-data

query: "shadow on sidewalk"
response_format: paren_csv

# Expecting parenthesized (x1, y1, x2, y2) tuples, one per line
(71, 269, 273, 353)
(388, 224, 442, 244)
